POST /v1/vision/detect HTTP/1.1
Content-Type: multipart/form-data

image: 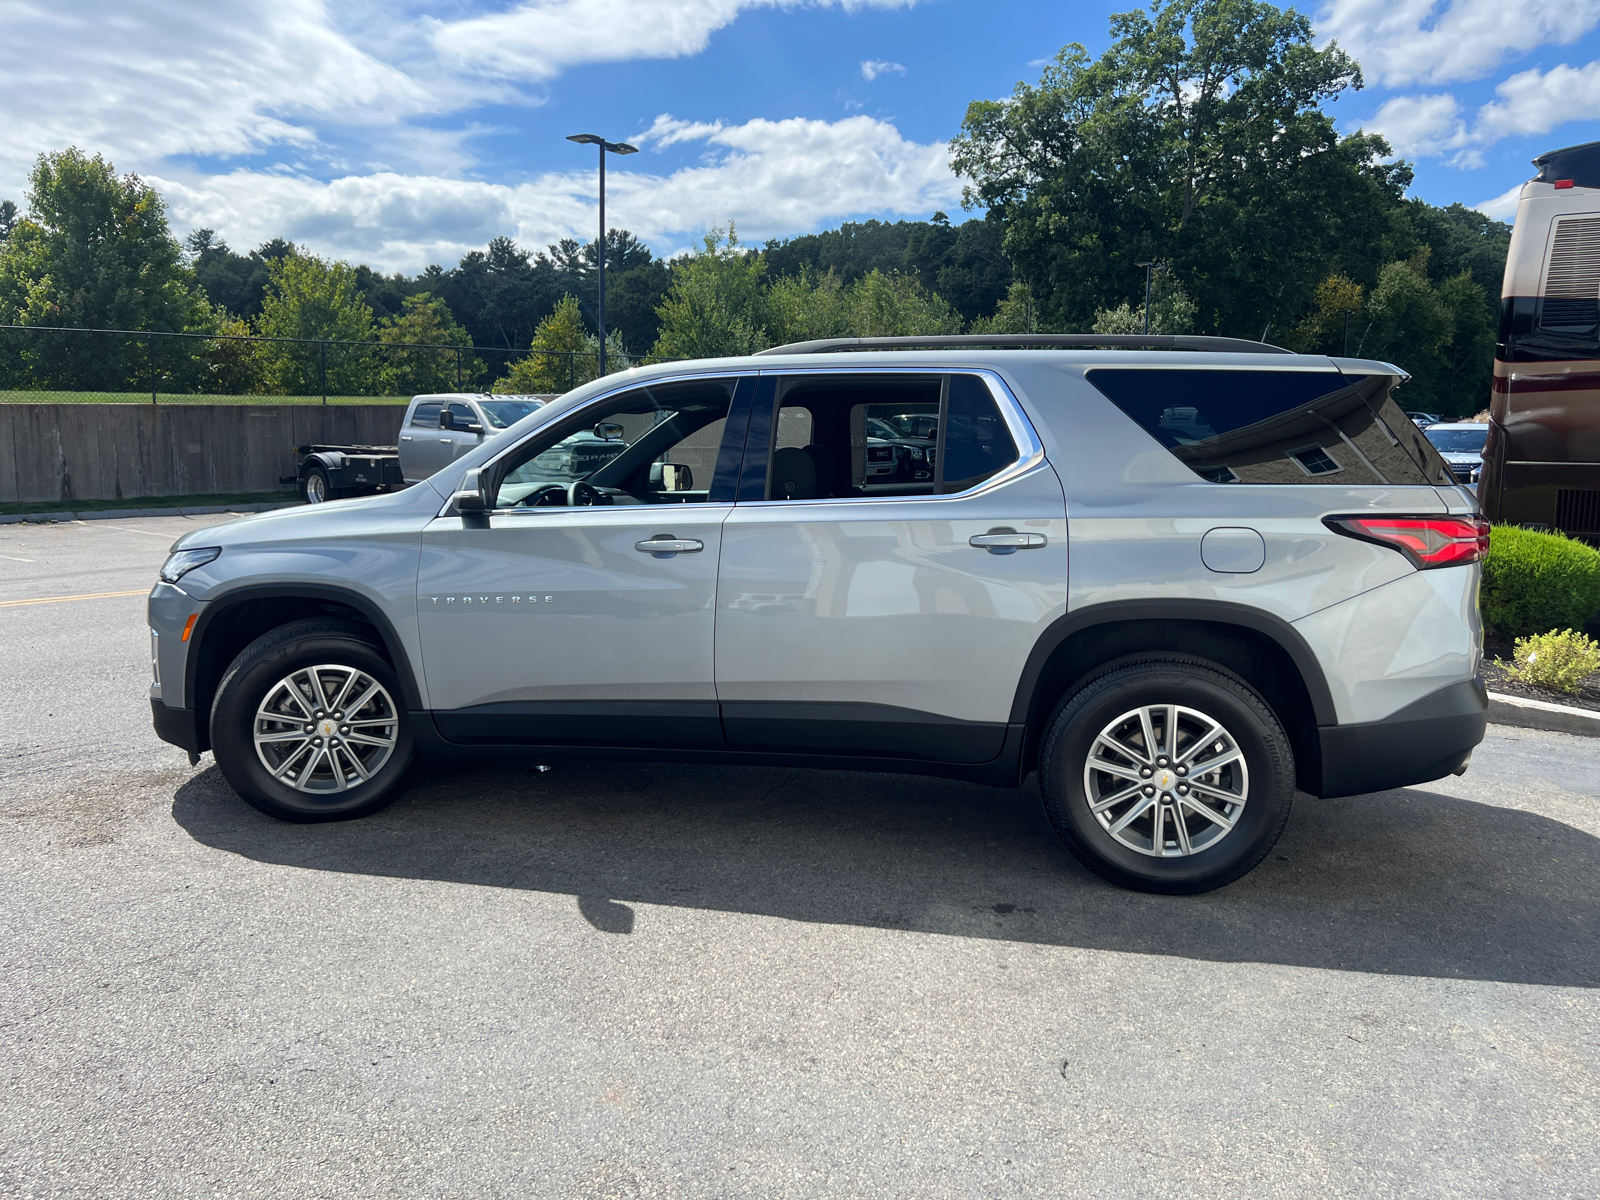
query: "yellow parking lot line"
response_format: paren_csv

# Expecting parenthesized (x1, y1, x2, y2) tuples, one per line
(0, 588, 148, 609)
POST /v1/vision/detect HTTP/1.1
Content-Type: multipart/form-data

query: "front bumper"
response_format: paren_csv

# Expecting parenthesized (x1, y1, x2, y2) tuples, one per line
(1314, 675, 1487, 798)
(151, 697, 204, 754)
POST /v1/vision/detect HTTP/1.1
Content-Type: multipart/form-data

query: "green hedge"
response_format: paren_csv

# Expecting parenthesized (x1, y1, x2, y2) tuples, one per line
(1481, 525, 1600, 640)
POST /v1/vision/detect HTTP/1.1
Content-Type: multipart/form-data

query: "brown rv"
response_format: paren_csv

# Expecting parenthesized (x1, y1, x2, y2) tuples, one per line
(1479, 140, 1600, 539)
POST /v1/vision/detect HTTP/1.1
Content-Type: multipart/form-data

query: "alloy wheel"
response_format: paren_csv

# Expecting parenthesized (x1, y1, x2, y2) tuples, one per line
(1083, 703, 1249, 857)
(252, 665, 398, 793)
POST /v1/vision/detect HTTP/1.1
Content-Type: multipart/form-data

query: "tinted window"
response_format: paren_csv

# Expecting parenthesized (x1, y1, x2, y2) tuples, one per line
(1084, 368, 1452, 486)
(478, 398, 544, 428)
(445, 402, 475, 426)
(758, 374, 1019, 500)
(410, 402, 441, 428)
(941, 373, 1018, 493)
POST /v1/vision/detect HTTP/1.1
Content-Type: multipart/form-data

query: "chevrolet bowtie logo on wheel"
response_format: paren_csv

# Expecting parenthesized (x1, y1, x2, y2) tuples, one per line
(426, 595, 555, 606)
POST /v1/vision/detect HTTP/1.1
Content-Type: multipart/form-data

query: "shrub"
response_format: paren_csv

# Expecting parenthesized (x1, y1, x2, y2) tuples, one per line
(1480, 525, 1600, 641)
(1506, 629, 1600, 693)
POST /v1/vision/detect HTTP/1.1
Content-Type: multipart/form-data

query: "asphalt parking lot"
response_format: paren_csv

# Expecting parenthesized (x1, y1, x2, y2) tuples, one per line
(2, 515, 1598, 1198)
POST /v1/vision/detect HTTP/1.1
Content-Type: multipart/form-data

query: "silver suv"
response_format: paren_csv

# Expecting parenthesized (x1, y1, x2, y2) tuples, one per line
(148, 335, 1487, 893)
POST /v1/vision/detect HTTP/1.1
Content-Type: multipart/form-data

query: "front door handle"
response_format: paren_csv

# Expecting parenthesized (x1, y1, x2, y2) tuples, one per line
(970, 528, 1047, 554)
(635, 536, 704, 557)
(440, 438, 454, 445)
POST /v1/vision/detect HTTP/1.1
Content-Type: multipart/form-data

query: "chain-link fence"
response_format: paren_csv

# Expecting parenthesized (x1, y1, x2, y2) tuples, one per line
(0, 324, 677, 404)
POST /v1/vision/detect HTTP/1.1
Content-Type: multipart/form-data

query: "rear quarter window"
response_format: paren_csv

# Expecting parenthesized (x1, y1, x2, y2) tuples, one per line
(1083, 368, 1454, 487)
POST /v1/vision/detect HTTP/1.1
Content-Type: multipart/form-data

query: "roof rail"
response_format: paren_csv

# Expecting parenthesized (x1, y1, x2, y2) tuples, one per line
(754, 333, 1293, 356)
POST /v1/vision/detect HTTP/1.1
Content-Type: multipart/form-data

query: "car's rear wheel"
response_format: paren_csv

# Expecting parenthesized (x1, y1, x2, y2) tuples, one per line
(1039, 655, 1294, 894)
(209, 619, 415, 822)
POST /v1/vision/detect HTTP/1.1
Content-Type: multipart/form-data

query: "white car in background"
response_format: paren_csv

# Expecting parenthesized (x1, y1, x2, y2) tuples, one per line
(1423, 421, 1488, 485)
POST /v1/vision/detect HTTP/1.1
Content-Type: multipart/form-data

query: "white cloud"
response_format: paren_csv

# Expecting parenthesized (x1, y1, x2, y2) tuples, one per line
(1474, 61, 1600, 143)
(1363, 93, 1469, 156)
(433, 0, 914, 81)
(152, 114, 963, 271)
(1357, 59, 1600, 166)
(860, 59, 905, 80)
(1316, 0, 1600, 87)
(1475, 184, 1523, 220)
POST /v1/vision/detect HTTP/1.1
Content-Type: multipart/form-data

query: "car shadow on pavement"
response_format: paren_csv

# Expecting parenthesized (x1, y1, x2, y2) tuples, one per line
(171, 758, 1600, 988)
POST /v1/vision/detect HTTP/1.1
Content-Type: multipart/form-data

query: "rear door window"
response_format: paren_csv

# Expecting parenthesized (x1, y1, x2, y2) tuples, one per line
(410, 401, 442, 428)
(747, 374, 1022, 501)
(1083, 368, 1453, 486)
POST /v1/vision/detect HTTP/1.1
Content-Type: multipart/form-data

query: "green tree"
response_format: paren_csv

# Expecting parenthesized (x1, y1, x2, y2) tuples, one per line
(494, 295, 625, 394)
(951, 0, 1407, 338)
(652, 226, 768, 359)
(0, 200, 17, 243)
(1091, 269, 1197, 334)
(0, 149, 210, 391)
(969, 281, 1042, 334)
(844, 269, 962, 337)
(255, 250, 377, 395)
(1357, 252, 1493, 416)
(765, 268, 850, 345)
(377, 292, 483, 396)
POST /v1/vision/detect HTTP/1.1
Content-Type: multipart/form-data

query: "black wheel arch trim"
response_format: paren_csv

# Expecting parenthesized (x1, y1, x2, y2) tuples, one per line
(1009, 598, 1338, 726)
(183, 583, 425, 713)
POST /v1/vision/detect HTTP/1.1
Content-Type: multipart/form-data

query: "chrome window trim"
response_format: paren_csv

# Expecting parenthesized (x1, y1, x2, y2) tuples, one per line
(442, 368, 757, 519)
(1082, 363, 1343, 374)
(739, 365, 1046, 508)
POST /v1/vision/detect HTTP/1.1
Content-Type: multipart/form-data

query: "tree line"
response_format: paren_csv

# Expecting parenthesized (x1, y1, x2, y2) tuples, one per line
(0, 0, 1513, 412)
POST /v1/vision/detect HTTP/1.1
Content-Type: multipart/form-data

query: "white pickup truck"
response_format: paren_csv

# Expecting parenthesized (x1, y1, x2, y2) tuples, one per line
(288, 393, 554, 502)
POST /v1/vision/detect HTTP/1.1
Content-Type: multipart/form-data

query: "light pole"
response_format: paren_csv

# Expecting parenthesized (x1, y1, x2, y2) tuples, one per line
(1135, 261, 1156, 335)
(567, 133, 638, 376)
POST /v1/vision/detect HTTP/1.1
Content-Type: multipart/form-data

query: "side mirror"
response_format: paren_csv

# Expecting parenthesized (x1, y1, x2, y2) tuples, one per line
(464, 422, 484, 436)
(451, 467, 488, 517)
(439, 409, 455, 430)
(649, 462, 694, 492)
(594, 421, 625, 442)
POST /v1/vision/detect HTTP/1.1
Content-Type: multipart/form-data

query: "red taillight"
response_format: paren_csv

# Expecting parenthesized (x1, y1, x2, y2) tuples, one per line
(1326, 515, 1490, 569)
(1554, 179, 1575, 189)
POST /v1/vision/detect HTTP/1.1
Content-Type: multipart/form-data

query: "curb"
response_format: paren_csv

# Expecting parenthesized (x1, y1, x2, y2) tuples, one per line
(0, 501, 300, 525)
(1488, 690, 1600, 738)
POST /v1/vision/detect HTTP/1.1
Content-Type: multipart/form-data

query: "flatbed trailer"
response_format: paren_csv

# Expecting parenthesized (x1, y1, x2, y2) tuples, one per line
(281, 443, 406, 503)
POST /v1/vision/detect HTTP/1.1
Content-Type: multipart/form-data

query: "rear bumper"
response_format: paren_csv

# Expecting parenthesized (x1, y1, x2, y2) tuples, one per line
(151, 698, 204, 754)
(1313, 676, 1487, 798)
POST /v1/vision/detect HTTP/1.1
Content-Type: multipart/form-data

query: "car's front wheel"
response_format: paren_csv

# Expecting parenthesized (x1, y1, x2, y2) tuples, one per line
(209, 619, 415, 822)
(1038, 655, 1294, 894)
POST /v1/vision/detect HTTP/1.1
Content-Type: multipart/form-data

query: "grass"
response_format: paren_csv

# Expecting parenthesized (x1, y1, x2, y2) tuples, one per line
(0, 490, 296, 516)
(0, 391, 411, 405)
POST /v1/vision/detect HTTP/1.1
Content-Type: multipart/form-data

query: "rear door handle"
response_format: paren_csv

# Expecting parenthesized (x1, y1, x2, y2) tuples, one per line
(399, 435, 413, 442)
(970, 528, 1047, 554)
(635, 537, 704, 556)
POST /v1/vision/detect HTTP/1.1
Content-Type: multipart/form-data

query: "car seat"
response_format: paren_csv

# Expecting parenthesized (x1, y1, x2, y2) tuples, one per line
(771, 446, 818, 500)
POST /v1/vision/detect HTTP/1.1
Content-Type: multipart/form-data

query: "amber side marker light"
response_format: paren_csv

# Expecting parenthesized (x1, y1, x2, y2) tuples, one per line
(1325, 515, 1490, 569)
(181, 613, 198, 642)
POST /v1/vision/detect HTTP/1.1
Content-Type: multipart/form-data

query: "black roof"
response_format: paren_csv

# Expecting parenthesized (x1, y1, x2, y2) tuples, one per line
(1533, 140, 1600, 189)
(754, 334, 1292, 356)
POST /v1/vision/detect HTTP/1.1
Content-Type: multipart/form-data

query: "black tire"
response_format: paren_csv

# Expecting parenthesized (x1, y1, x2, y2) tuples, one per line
(209, 619, 415, 823)
(1038, 654, 1294, 894)
(301, 465, 332, 503)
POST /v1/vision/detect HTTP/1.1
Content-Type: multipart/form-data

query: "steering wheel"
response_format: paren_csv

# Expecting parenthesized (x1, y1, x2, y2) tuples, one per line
(517, 483, 567, 507)
(568, 480, 603, 507)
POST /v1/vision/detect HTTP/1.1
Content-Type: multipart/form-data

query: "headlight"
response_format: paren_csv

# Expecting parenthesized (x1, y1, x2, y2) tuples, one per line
(909, 447, 925, 460)
(159, 547, 221, 584)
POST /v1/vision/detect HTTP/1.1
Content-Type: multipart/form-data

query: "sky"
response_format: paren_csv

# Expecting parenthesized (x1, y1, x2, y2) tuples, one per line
(3, 0, 1599, 275)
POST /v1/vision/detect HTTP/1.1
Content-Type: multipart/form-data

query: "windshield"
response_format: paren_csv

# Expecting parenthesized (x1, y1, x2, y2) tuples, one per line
(477, 398, 545, 429)
(1425, 427, 1488, 453)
